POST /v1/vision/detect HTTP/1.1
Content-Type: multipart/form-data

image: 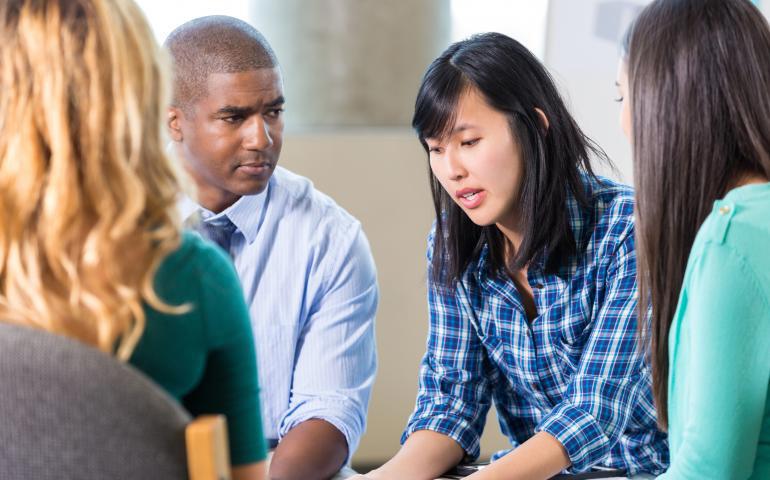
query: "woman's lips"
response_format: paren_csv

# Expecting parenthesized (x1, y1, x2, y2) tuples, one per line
(456, 188, 486, 209)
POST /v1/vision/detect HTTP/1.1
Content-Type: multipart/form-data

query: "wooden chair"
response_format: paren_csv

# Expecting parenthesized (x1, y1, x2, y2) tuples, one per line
(0, 322, 231, 480)
(187, 415, 232, 480)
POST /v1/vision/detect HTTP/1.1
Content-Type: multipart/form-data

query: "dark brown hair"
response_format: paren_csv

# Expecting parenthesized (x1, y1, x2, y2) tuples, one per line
(627, 0, 770, 428)
(413, 33, 606, 285)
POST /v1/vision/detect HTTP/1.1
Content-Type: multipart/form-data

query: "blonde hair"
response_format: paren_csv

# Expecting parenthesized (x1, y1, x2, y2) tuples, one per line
(0, 0, 185, 360)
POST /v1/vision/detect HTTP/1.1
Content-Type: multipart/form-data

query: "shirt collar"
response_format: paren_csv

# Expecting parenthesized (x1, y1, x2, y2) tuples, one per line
(178, 182, 270, 244)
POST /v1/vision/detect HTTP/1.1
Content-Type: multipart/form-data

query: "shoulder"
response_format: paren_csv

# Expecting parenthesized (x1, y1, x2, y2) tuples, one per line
(699, 185, 770, 246)
(155, 232, 250, 341)
(585, 175, 636, 255)
(157, 231, 240, 289)
(270, 166, 362, 237)
(693, 185, 770, 288)
(426, 221, 437, 260)
(269, 167, 372, 272)
(589, 176, 635, 233)
(425, 220, 458, 270)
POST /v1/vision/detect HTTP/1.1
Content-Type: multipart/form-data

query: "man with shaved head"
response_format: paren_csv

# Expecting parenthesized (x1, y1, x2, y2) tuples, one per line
(165, 16, 378, 480)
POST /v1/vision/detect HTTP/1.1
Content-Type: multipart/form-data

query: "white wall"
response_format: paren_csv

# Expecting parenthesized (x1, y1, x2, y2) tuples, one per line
(544, 0, 651, 184)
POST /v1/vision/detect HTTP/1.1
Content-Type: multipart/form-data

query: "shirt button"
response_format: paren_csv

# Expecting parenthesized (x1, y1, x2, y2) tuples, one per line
(719, 205, 731, 215)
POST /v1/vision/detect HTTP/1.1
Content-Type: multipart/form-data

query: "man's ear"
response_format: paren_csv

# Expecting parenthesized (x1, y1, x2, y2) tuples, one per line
(168, 107, 184, 142)
(534, 107, 550, 131)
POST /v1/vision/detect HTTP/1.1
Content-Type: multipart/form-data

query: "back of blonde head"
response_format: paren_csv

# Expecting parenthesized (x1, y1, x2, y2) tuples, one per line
(0, 0, 183, 360)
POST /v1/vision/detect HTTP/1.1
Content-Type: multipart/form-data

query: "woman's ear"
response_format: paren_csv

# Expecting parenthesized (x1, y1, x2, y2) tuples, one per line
(534, 107, 550, 131)
(168, 107, 184, 142)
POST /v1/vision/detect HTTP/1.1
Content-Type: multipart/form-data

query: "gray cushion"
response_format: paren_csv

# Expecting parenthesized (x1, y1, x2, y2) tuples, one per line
(0, 323, 192, 479)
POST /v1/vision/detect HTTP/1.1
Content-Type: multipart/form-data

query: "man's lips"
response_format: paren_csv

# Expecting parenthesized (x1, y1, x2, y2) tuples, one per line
(236, 162, 273, 176)
(455, 188, 486, 209)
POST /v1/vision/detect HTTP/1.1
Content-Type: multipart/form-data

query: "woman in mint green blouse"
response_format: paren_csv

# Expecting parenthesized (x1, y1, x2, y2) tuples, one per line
(616, 0, 770, 478)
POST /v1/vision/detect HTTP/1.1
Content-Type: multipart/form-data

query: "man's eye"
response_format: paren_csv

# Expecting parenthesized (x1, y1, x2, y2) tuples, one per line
(266, 108, 284, 118)
(222, 115, 244, 124)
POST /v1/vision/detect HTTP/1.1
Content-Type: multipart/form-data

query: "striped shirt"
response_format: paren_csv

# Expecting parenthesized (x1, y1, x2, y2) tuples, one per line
(180, 166, 378, 459)
(403, 176, 668, 474)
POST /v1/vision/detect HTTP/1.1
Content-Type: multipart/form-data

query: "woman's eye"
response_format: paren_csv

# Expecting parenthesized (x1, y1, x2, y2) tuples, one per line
(428, 146, 443, 154)
(461, 138, 480, 147)
(614, 96, 624, 103)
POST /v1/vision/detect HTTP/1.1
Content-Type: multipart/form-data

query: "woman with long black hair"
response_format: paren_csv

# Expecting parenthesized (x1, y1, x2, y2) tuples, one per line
(356, 33, 667, 480)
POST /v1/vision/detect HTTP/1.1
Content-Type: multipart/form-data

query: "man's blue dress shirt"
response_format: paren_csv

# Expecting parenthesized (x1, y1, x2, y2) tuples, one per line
(181, 166, 378, 458)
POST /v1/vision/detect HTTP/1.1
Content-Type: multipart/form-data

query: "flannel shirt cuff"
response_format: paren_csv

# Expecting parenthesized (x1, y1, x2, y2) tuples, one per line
(537, 402, 610, 472)
(402, 416, 481, 462)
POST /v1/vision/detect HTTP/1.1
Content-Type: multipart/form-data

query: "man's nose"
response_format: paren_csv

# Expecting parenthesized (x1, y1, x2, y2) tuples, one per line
(242, 116, 272, 150)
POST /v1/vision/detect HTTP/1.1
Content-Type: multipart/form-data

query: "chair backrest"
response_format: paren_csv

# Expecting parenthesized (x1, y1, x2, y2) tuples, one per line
(0, 322, 192, 479)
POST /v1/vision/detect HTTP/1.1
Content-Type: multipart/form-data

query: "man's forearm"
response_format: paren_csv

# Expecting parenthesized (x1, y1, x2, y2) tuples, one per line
(269, 419, 348, 480)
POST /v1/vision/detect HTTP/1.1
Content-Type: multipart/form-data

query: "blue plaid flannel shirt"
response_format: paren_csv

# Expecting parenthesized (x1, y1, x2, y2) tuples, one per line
(402, 176, 669, 474)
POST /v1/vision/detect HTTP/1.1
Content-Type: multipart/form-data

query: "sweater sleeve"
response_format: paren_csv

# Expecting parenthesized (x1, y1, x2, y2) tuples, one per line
(182, 243, 267, 465)
(659, 243, 770, 479)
